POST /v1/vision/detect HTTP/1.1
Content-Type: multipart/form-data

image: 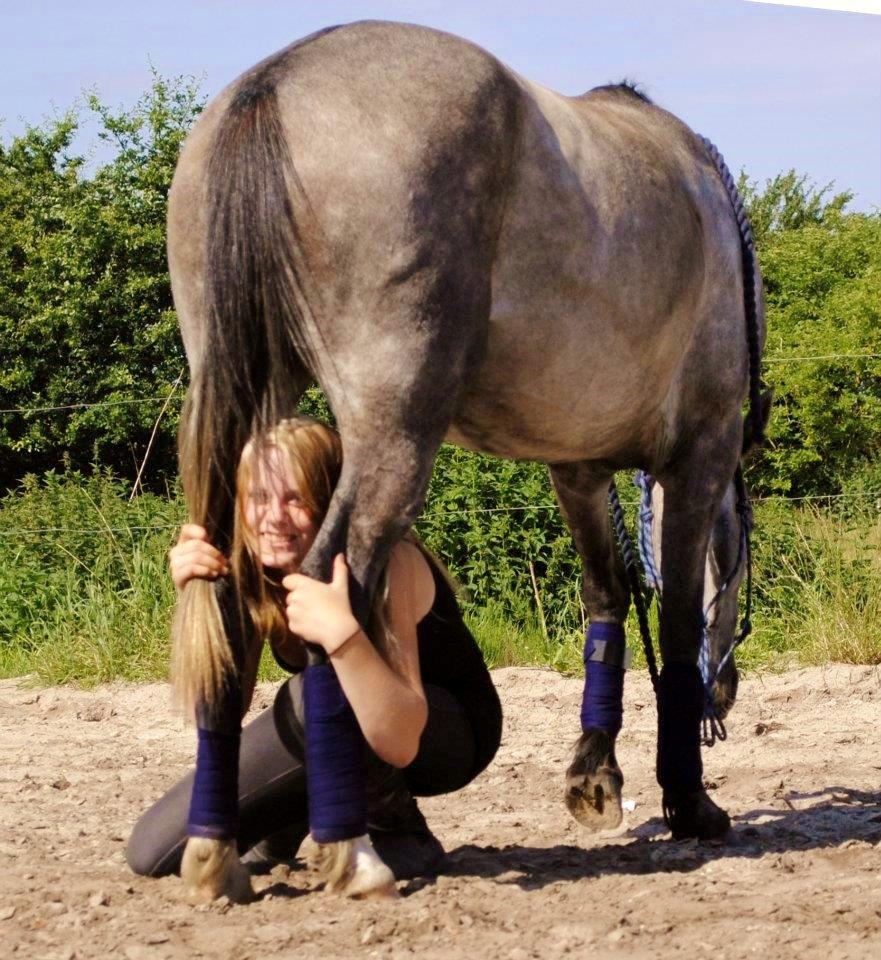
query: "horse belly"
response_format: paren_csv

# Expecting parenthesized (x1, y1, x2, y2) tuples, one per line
(450, 80, 712, 464)
(448, 312, 661, 464)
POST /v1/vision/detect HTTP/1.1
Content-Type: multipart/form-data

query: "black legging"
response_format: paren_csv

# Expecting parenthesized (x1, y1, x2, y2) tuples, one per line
(126, 674, 480, 877)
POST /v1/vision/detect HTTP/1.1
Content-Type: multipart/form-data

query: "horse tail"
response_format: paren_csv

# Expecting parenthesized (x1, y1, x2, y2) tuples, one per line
(698, 136, 766, 448)
(172, 67, 312, 717)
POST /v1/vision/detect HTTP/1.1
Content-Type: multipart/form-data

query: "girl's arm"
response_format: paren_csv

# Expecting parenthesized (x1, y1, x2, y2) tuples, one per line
(283, 541, 435, 768)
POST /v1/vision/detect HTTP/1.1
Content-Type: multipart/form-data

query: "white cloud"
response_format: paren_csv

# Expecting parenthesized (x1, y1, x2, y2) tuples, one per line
(745, 1, 881, 14)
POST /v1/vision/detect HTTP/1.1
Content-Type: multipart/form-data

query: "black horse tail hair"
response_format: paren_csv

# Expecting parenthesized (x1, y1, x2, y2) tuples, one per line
(698, 136, 766, 449)
(173, 68, 313, 717)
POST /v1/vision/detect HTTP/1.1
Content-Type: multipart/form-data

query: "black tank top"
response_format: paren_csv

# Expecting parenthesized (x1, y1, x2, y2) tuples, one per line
(265, 560, 503, 776)
(416, 562, 503, 779)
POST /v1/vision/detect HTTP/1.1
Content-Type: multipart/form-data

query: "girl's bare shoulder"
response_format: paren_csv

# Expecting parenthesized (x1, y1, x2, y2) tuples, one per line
(388, 540, 435, 622)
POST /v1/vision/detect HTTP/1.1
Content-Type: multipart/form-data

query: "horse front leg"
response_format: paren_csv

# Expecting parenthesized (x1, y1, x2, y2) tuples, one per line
(550, 462, 630, 831)
(655, 433, 740, 840)
(296, 426, 447, 897)
(180, 583, 259, 904)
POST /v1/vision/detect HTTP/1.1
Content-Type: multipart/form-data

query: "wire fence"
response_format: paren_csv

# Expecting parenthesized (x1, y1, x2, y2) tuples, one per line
(0, 395, 185, 416)
(1, 351, 879, 417)
(1, 491, 878, 540)
(1, 350, 879, 540)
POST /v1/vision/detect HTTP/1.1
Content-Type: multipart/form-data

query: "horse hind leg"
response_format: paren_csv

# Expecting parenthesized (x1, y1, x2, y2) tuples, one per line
(655, 426, 742, 840)
(296, 393, 462, 897)
(179, 584, 263, 904)
(550, 462, 630, 832)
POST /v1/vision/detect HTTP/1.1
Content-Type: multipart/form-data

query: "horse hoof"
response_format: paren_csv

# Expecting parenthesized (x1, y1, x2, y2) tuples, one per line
(344, 836, 399, 900)
(308, 835, 399, 900)
(564, 729, 624, 831)
(662, 789, 731, 841)
(180, 837, 255, 904)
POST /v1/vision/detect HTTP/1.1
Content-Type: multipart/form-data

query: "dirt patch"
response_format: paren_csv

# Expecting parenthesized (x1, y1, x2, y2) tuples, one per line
(3, 665, 881, 959)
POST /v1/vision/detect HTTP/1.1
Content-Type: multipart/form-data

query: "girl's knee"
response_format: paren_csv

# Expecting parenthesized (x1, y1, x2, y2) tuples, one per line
(125, 823, 180, 878)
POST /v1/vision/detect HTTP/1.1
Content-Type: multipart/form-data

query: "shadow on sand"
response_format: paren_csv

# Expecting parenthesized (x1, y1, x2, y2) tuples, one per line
(420, 786, 881, 892)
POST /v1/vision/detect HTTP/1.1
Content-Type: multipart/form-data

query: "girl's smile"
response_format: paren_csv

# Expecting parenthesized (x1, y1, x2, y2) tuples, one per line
(243, 445, 318, 571)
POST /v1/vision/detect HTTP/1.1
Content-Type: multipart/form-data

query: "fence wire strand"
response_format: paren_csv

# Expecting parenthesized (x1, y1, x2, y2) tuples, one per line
(1, 353, 879, 538)
(1, 491, 878, 539)
(0, 394, 185, 416)
(2, 352, 879, 417)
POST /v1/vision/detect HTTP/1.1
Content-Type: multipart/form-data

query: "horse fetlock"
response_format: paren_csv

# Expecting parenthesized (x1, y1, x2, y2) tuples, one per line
(308, 835, 399, 900)
(564, 729, 624, 831)
(662, 788, 731, 841)
(180, 837, 255, 904)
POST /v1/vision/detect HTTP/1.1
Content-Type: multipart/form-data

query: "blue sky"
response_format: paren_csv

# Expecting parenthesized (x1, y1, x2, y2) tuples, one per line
(2, 1, 878, 210)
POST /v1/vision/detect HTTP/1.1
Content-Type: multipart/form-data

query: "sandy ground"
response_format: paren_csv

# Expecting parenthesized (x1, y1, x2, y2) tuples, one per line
(2, 665, 881, 960)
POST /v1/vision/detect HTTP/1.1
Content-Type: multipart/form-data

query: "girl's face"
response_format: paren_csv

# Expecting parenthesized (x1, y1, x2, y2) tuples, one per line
(243, 445, 318, 572)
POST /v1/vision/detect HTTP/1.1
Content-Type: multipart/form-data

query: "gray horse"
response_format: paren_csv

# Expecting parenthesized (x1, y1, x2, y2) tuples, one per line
(167, 20, 766, 899)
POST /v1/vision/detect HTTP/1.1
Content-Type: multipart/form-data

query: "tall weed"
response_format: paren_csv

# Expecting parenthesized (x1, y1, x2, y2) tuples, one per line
(749, 501, 881, 666)
(1, 471, 879, 684)
(0, 470, 181, 683)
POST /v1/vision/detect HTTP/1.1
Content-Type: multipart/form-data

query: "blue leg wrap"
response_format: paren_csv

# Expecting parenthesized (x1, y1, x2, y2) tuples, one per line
(187, 727, 240, 840)
(303, 663, 367, 843)
(657, 662, 704, 794)
(580, 622, 627, 737)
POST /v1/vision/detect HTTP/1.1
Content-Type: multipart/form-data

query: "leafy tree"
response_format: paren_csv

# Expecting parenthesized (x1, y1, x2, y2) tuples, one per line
(737, 170, 853, 247)
(739, 172, 881, 497)
(0, 73, 202, 491)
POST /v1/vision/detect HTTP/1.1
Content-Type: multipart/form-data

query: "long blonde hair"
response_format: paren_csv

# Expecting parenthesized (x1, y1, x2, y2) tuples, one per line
(173, 413, 422, 717)
(234, 415, 406, 706)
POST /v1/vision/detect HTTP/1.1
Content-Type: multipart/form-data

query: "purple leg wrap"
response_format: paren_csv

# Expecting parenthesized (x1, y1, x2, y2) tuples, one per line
(187, 727, 240, 840)
(580, 622, 626, 737)
(656, 662, 704, 794)
(303, 663, 368, 843)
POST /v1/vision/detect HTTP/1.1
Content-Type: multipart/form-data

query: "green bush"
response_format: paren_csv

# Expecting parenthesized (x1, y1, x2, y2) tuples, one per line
(0, 74, 200, 491)
(739, 172, 881, 498)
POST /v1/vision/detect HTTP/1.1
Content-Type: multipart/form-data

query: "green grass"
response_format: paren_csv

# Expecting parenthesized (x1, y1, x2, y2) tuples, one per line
(464, 600, 583, 673)
(0, 470, 181, 685)
(748, 501, 881, 667)
(1, 472, 879, 686)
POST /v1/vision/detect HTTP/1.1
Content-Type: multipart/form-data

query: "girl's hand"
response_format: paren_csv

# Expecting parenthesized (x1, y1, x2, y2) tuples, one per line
(282, 554, 361, 654)
(169, 524, 230, 592)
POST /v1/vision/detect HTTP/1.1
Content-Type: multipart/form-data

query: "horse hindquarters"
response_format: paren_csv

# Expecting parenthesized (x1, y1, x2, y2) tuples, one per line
(168, 23, 524, 888)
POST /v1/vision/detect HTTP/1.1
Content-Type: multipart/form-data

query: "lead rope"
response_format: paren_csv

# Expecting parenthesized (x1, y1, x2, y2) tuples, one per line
(710, 468, 754, 676)
(625, 466, 756, 747)
(698, 135, 765, 449)
(608, 481, 660, 695)
(699, 466, 755, 744)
